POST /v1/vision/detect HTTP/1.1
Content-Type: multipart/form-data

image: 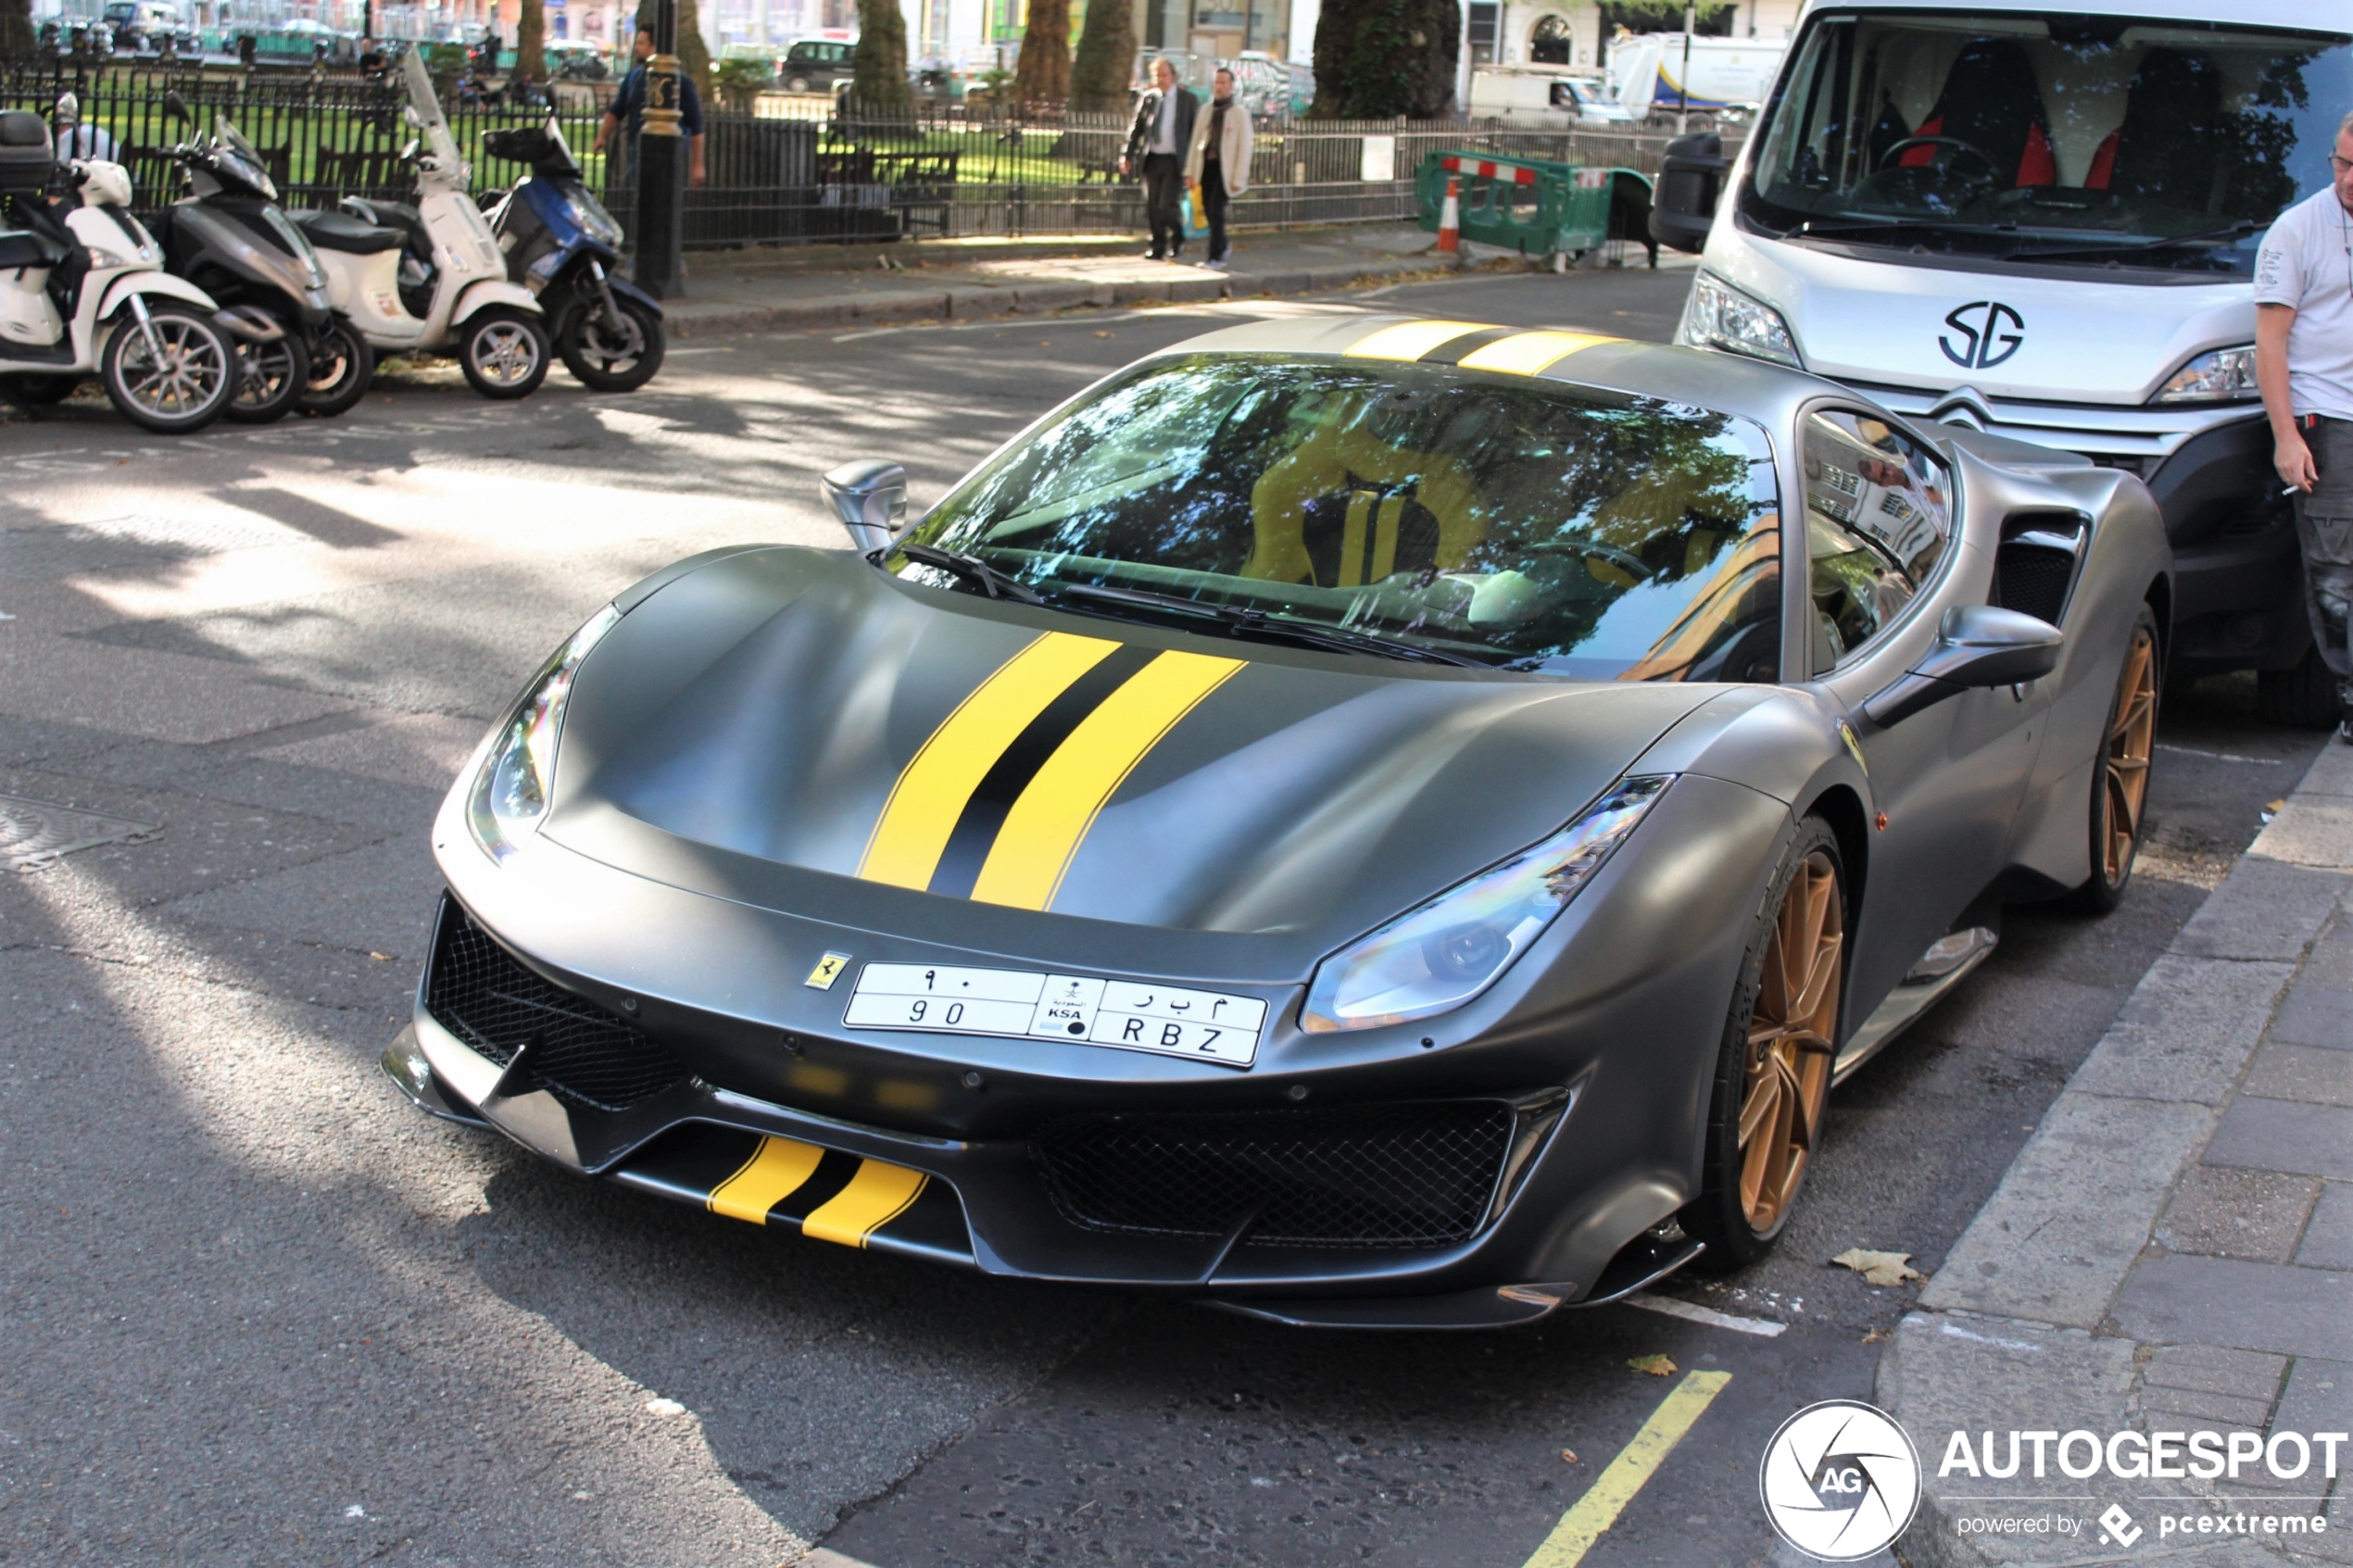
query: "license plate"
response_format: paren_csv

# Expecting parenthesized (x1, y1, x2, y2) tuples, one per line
(842, 963, 1266, 1068)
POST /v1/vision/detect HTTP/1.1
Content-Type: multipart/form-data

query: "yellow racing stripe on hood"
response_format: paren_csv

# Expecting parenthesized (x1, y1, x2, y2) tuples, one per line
(1455, 330, 1623, 375)
(858, 631, 1121, 889)
(1345, 319, 1493, 361)
(970, 649, 1245, 909)
(803, 1160, 930, 1248)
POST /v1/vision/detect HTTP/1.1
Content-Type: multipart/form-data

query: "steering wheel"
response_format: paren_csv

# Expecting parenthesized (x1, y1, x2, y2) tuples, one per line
(1532, 536, 1655, 583)
(1876, 134, 1997, 180)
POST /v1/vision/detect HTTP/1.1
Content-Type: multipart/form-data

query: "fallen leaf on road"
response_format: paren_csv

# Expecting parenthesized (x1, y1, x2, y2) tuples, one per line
(1832, 1248, 1925, 1287)
(368, 952, 392, 961)
(1628, 1353, 1677, 1376)
(1094, 330, 1113, 338)
(1559, 1447, 1579, 1463)
(1862, 1326, 1889, 1345)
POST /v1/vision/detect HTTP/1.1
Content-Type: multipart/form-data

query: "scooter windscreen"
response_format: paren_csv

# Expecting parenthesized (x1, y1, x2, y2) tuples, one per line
(401, 46, 466, 176)
(210, 114, 277, 202)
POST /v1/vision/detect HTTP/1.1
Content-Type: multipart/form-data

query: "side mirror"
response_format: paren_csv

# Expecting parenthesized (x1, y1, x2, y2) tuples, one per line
(1649, 131, 1729, 256)
(1863, 605, 2063, 727)
(822, 459, 908, 554)
(163, 90, 190, 124)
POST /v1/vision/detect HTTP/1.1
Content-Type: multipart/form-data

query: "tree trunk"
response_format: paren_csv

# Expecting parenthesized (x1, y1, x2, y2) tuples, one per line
(1012, 0, 1071, 110)
(850, 0, 912, 111)
(0, 0, 33, 59)
(1067, 0, 1134, 114)
(1309, 0, 1460, 119)
(516, 0, 547, 86)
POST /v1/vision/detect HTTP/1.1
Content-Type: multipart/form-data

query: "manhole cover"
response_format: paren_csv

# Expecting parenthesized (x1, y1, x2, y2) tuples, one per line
(0, 794, 161, 869)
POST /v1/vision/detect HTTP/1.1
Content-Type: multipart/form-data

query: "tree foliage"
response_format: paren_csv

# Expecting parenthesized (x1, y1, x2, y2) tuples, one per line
(1309, 0, 1460, 119)
(1600, 1, 1735, 36)
(1013, 0, 1072, 108)
(851, 0, 913, 110)
(1068, 0, 1136, 113)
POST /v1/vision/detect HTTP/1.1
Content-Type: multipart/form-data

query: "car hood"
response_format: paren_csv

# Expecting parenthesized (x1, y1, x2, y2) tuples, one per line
(1709, 229, 2249, 405)
(540, 548, 1722, 965)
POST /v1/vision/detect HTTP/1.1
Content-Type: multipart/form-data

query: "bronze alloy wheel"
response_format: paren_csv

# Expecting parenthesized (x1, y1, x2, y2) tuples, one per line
(2102, 626, 2158, 884)
(1737, 848, 1844, 1234)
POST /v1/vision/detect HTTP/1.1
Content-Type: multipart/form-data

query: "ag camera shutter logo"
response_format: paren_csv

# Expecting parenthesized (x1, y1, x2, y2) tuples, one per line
(1759, 1399, 1922, 1561)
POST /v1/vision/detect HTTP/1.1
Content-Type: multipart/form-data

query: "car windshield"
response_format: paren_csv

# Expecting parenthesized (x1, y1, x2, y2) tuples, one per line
(899, 355, 1784, 681)
(103, 2, 134, 19)
(1743, 11, 2353, 274)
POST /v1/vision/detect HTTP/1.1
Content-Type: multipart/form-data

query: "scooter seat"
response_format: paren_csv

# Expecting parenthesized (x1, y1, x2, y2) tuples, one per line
(337, 197, 431, 257)
(0, 227, 68, 270)
(290, 207, 407, 255)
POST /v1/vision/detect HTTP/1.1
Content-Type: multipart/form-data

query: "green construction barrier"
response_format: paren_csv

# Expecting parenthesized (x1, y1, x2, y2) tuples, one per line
(1416, 150, 1655, 263)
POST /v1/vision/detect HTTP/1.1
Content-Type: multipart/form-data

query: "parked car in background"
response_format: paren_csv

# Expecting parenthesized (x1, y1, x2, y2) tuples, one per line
(1227, 51, 1311, 120)
(1470, 65, 1639, 126)
(780, 37, 858, 93)
(545, 39, 610, 82)
(103, 0, 195, 54)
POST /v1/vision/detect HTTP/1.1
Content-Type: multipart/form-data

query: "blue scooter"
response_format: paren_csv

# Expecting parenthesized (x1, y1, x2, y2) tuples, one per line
(480, 118, 664, 392)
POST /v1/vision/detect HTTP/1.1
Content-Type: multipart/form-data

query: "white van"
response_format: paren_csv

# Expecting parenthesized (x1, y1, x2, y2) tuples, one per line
(1605, 31, 1789, 115)
(1653, 0, 2350, 722)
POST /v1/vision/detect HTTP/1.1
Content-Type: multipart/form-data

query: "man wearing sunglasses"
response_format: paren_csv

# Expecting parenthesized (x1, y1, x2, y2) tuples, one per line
(2257, 113, 2353, 741)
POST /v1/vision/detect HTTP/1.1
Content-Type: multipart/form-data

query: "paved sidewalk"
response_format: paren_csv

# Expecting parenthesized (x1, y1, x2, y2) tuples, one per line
(1882, 740, 2353, 1565)
(654, 224, 1674, 338)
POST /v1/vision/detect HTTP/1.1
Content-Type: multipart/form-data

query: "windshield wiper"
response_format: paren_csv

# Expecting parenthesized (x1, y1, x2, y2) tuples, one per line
(1994, 219, 2259, 263)
(1783, 216, 2011, 242)
(894, 542, 1047, 605)
(1051, 581, 1489, 667)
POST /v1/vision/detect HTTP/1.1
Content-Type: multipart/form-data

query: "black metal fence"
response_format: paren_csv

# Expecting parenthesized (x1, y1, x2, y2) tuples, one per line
(1, 64, 1742, 250)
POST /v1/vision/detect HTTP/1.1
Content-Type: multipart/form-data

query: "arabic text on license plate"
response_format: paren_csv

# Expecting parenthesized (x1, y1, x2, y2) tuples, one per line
(841, 963, 1265, 1067)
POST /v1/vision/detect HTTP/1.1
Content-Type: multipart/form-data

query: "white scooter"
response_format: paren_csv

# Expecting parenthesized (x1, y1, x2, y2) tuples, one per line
(0, 107, 243, 433)
(290, 49, 549, 399)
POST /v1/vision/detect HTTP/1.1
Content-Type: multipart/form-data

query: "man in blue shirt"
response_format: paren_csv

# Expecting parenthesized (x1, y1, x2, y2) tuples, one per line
(594, 29, 708, 188)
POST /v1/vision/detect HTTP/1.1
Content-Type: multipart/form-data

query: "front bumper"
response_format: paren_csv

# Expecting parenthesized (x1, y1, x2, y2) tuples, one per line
(1848, 382, 2305, 673)
(389, 773, 1787, 1327)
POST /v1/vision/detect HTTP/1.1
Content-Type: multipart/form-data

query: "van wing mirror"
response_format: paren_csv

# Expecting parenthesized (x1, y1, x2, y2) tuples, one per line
(822, 459, 909, 554)
(1863, 605, 2064, 727)
(1649, 131, 1729, 256)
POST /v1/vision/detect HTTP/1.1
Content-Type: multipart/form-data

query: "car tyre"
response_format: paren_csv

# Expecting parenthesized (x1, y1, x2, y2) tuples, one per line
(457, 307, 550, 399)
(2257, 642, 2343, 729)
(1682, 816, 1845, 1271)
(2070, 607, 2161, 913)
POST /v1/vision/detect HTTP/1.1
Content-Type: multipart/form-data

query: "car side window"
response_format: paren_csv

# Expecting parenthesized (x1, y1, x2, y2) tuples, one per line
(1803, 408, 1951, 674)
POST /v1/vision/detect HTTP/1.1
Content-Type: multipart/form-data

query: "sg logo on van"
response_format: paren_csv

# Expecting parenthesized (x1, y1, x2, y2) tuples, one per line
(1939, 301, 2025, 370)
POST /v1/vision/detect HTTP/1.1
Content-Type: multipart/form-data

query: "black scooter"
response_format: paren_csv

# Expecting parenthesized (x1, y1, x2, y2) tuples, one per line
(153, 93, 370, 421)
(481, 118, 664, 392)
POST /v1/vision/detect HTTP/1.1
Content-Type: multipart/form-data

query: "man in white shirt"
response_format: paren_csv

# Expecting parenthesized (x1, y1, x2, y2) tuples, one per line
(2257, 110, 2353, 740)
(1120, 58, 1198, 261)
(53, 94, 117, 163)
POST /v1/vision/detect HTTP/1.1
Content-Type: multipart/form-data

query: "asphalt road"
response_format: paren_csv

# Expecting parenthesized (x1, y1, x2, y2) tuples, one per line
(0, 262, 2326, 1568)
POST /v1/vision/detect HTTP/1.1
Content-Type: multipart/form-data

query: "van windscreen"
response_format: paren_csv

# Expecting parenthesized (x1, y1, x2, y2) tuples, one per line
(1742, 13, 2353, 273)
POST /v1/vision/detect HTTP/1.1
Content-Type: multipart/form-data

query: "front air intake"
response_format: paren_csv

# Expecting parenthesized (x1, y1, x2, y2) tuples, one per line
(424, 898, 688, 1113)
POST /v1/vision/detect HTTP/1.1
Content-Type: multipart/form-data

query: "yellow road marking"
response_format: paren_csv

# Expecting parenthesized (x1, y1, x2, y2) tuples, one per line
(970, 649, 1245, 909)
(1522, 1371, 1733, 1568)
(803, 1160, 930, 1248)
(1457, 331, 1623, 376)
(857, 631, 1120, 889)
(1346, 319, 1493, 361)
(708, 1135, 825, 1225)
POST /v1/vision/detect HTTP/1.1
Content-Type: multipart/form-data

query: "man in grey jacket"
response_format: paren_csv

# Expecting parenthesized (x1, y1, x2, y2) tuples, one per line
(1121, 58, 1198, 261)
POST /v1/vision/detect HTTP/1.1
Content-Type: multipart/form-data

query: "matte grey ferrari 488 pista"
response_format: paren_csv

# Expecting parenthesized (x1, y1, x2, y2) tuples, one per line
(385, 314, 2169, 1327)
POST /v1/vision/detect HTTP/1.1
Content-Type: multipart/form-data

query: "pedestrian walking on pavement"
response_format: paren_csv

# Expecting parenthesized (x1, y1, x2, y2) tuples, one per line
(2258, 108, 2353, 743)
(1184, 68, 1252, 271)
(594, 29, 709, 191)
(1120, 57, 1197, 262)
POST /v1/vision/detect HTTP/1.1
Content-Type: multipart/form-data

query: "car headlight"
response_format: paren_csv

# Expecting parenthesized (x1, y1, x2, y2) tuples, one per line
(1680, 270, 1802, 369)
(2151, 345, 2257, 405)
(467, 605, 620, 861)
(1301, 776, 1672, 1033)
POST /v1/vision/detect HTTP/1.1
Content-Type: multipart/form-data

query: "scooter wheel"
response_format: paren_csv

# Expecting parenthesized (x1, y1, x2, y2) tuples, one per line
(223, 329, 312, 425)
(458, 307, 550, 400)
(557, 295, 665, 393)
(100, 303, 234, 433)
(297, 321, 375, 418)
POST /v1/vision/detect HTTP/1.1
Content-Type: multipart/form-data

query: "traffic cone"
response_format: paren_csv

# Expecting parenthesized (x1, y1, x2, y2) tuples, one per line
(1436, 174, 1462, 262)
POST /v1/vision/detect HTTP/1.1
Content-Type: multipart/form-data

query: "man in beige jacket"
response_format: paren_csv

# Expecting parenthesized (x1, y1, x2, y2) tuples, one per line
(1184, 68, 1253, 270)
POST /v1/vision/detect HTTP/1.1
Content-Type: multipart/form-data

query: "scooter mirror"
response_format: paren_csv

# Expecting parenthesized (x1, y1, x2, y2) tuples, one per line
(403, 104, 423, 128)
(162, 90, 190, 124)
(401, 136, 420, 161)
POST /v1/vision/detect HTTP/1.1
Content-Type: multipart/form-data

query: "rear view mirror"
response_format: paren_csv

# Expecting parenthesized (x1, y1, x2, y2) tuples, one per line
(1863, 605, 2063, 726)
(823, 459, 908, 554)
(162, 90, 190, 124)
(1649, 131, 1729, 255)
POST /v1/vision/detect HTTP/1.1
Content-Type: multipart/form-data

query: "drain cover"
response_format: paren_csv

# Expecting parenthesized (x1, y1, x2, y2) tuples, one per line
(0, 794, 160, 869)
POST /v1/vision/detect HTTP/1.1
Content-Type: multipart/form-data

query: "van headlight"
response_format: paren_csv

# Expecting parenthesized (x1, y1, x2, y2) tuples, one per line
(2152, 345, 2257, 405)
(467, 605, 620, 862)
(1301, 776, 1672, 1033)
(1680, 270, 1802, 369)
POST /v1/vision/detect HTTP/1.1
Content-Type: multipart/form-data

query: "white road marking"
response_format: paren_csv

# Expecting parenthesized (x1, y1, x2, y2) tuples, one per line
(2157, 744, 2282, 764)
(1622, 1292, 1786, 1337)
